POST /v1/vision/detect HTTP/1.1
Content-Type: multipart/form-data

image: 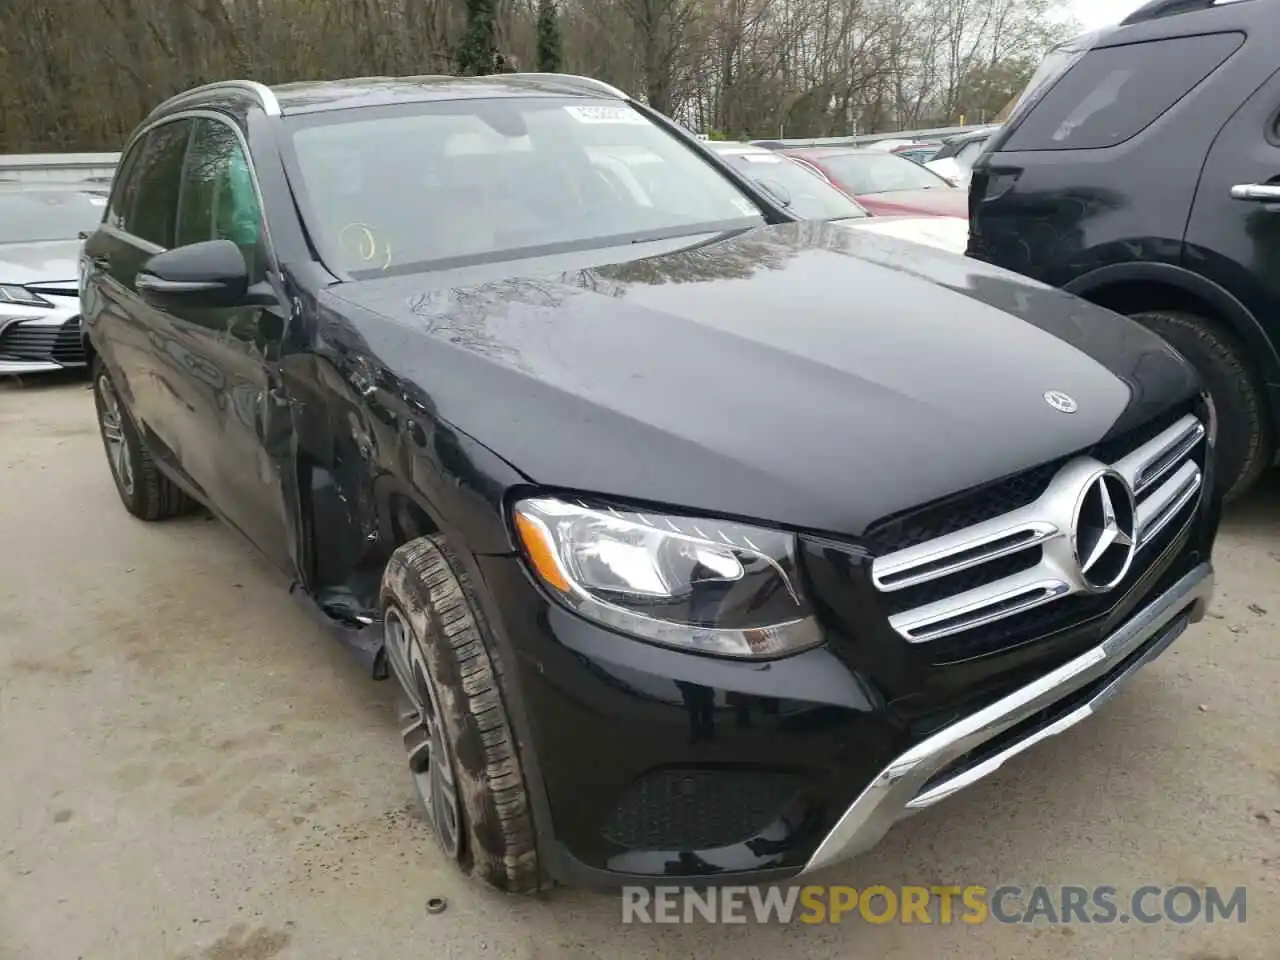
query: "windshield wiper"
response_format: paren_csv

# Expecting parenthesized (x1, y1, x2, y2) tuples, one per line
(627, 218, 759, 245)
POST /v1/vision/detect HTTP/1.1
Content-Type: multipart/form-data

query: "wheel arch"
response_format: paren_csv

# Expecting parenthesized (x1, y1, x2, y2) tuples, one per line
(1064, 262, 1280, 391)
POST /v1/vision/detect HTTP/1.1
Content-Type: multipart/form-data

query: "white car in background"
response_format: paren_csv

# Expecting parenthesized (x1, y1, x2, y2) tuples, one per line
(924, 128, 997, 188)
(0, 182, 106, 377)
(705, 142, 969, 255)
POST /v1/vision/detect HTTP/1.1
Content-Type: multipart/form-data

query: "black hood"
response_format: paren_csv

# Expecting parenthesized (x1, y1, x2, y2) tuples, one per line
(323, 221, 1199, 537)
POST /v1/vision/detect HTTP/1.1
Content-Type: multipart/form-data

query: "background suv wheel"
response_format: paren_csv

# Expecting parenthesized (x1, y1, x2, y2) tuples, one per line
(1129, 310, 1272, 502)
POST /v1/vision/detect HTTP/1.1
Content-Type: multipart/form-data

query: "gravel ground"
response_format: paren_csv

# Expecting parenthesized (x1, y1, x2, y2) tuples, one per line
(1, 374, 1276, 960)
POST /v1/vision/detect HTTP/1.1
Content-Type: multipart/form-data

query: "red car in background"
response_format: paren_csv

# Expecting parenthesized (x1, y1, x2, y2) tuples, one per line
(783, 147, 968, 217)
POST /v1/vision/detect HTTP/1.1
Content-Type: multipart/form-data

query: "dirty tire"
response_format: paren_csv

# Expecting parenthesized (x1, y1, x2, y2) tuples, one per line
(91, 358, 196, 521)
(380, 534, 541, 894)
(1129, 310, 1272, 502)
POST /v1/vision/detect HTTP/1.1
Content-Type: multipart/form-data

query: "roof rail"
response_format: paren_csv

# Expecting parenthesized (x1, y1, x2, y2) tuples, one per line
(1122, 0, 1255, 24)
(149, 80, 281, 119)
(507, 73, 629, 100)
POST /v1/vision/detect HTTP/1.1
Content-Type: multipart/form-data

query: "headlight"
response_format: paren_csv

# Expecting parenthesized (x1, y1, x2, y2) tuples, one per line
(0, 285, 52, 309)
(512, 497, 820, 659)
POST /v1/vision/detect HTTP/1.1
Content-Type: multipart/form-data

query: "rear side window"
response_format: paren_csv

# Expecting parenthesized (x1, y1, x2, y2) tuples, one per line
(1003, 32, 1243, 151)
(125, 119, 193, 247)
(106, 143, 144, 231)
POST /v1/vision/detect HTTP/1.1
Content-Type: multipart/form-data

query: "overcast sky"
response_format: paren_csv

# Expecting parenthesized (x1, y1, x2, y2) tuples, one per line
(1067, 0, 1147, 31)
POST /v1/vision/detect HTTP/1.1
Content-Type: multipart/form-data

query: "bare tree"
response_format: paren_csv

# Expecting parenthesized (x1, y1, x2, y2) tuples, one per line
(0, 0, 1074, 152)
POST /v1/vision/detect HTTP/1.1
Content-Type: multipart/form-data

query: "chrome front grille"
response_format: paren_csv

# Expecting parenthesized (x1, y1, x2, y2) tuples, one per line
(873, 413, 1206, 644)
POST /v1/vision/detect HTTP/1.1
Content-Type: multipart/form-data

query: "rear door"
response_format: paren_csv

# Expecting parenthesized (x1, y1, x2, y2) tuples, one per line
(83, 118, 203, 485)
(1185, 64, 1280, 357)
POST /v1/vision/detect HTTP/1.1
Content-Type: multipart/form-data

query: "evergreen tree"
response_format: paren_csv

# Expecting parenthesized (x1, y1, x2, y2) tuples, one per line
(536, 0, 562, 73)
(455, 0, 497, 76)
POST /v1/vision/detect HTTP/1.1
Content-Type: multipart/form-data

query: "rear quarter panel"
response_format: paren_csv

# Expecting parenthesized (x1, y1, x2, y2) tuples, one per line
(970, 23, 1272, 288)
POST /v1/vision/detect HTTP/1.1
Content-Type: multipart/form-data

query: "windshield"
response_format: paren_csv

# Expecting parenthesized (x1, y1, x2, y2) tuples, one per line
(286, 97, 767, 276)
(0, 190, 106, 243)
(816, 153, 952, 195)
(714, 152, 867, 221)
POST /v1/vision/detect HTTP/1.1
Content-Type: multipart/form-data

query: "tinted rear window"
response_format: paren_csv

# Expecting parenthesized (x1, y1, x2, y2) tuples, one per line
(1003, 31, 1243, 151)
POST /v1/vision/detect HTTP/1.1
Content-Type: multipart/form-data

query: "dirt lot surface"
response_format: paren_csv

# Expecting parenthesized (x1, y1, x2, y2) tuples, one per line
(1, 375, 1277, 960)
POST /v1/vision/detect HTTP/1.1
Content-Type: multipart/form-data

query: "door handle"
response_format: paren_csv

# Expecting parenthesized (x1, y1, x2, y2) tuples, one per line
(1229, 183, 1280, 202)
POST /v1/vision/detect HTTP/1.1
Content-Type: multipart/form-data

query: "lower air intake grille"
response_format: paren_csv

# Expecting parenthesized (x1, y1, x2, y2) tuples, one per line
(0, 317, 84, 365)
(601, 769, 800, 851)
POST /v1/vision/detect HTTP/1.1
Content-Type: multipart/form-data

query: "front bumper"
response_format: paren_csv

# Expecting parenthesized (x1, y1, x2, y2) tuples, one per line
(0, 295, 85, 375)
(480, 539, 1214, 887)
(801, 561, 1213, 874)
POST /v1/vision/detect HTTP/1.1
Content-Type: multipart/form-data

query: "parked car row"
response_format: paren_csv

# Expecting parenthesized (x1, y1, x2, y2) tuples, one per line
(77, 53, 1221, 897)
(705, 141, 969, 253)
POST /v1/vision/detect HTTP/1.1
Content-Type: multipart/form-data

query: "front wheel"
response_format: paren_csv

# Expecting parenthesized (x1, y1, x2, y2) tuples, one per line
(380, 534, 542, 893)
(1128, 310, 1273, 502)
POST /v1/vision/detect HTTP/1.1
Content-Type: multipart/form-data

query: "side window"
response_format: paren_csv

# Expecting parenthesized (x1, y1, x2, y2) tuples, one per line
(106, 139, 146, 230)
(125, 119, 193, 247)
(176, 118, 264, 254)
(1004, 32, 1244, 152)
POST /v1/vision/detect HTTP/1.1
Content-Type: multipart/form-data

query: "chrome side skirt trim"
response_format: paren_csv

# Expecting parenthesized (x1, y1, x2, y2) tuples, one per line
(799, 562, 1214, 876)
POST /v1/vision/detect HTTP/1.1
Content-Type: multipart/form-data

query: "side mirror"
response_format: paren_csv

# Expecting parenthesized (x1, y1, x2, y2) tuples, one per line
(136, 239, 258, 310)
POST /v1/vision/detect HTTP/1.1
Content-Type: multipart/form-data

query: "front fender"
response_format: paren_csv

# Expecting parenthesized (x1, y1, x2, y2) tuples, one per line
(377, 419, 528, 557)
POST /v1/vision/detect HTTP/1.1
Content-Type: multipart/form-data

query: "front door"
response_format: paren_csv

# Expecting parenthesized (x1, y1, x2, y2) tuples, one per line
(163, 116, 296, 575)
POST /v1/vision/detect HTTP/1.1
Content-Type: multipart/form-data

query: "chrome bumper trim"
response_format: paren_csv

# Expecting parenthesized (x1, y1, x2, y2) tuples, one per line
(800, 562, 1214, 875)
(0, 359, 66, 375)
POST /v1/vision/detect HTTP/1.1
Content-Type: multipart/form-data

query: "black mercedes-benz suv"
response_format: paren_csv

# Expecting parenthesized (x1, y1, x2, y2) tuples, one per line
(969, 0, 1280, 502)
(81, 73, 1220, 893)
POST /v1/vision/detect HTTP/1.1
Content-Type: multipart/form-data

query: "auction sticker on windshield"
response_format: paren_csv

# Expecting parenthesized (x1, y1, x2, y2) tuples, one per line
(564, 105, 648, 125)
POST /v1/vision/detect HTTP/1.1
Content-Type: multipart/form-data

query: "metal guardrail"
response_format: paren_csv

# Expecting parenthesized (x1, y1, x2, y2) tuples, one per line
(749, 123, 1001, 149)
(0, 152, 121, 183)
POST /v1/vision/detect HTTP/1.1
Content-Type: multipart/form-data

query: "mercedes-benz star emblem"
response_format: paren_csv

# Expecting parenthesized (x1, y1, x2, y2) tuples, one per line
(1073, 470, 1137, 592)
(1044, 390, 1079, 413)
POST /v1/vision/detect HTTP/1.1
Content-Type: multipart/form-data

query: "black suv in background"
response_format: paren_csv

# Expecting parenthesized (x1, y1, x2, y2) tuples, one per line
(969, 0, 1280, 500)
(82, 74, 1218, 892)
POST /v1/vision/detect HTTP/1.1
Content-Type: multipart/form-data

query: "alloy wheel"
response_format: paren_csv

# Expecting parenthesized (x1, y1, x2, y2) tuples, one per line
(97, 374, 134, 497)
(383, 605, 463, 859)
